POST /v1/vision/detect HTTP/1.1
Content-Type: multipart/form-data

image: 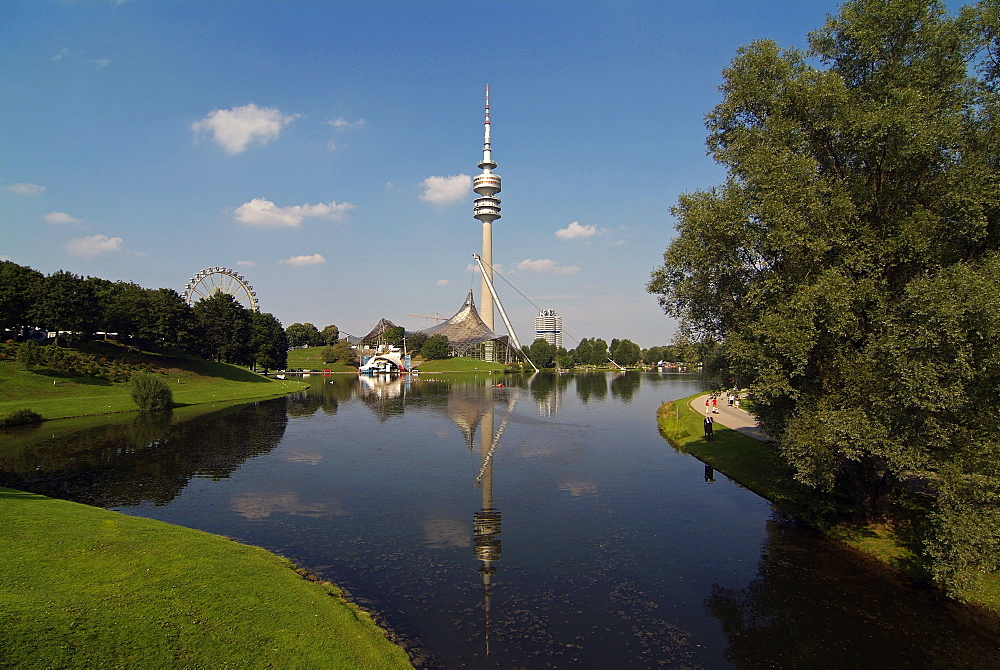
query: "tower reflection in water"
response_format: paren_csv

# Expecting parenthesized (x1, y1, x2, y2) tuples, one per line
(468, 385, 516, 657)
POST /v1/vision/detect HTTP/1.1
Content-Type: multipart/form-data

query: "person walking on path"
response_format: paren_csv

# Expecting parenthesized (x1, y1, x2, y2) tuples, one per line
(712, 396, 719, 413)
(690, 393, 769, 442)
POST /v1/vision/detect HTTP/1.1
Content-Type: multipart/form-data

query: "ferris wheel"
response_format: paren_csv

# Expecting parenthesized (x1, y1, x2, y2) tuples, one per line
(183, 267, 259, 312)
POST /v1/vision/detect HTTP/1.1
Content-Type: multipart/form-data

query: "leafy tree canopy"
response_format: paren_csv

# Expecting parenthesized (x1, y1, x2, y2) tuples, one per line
(647, 0, 999, 592)
(420, 334, 451, 360)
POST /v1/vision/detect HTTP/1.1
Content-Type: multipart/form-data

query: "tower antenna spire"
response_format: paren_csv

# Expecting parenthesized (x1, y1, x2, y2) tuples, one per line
(473, 87, 502, 348)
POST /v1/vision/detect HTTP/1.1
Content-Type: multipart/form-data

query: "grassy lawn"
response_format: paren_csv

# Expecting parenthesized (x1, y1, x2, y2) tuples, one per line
(285, 346, 355, 372)
(657, 393, 1000, 614)
(414, 357, 508, 373)
(0, 342, 307, 421)
(0, 486, 412, 669)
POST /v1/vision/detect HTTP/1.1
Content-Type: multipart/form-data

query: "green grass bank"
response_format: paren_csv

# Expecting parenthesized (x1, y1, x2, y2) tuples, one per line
(657, 393, 1000, 616)
(0, 486, 412, 669)
(0, 341, 306, 421)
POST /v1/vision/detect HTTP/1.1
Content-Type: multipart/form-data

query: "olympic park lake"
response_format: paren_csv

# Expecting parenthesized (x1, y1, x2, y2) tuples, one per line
(3, 371, 999, 668)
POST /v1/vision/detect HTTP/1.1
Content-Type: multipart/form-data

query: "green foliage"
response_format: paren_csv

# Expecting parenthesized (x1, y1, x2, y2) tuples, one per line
(525, 338, 556, 368)
(609, 338, 642, 366)
(31, 270, 97, 346)
(329, 340, 357, 366)
(0, 261, 43, 334)
(420, 334, 451, 360)
(248, 311, 287, 372)
(193, 293, 251, 364)
(384, 325, 406, 347)
(129, 373, 174, 411)
(285, 322, 322, 348)
(0, 408, 43, 427)
(15, 340, 40, 370)
(320, 324, 340, 346)
(405, 331, 428, 353)
(647, 0, 1000, 593)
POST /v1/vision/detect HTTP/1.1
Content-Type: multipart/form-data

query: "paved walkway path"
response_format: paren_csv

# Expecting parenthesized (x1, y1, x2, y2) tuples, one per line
(690, 394, 770, 442)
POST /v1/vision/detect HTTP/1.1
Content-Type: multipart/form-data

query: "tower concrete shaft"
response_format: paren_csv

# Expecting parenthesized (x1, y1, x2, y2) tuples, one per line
(473, 86, 501, 333)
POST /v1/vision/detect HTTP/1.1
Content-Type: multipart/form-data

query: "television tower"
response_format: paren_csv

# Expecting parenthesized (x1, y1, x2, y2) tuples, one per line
(473, 86, 501, 337)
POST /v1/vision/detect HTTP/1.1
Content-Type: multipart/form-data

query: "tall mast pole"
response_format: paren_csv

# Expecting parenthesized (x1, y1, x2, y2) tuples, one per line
(473, 86, 501, 352)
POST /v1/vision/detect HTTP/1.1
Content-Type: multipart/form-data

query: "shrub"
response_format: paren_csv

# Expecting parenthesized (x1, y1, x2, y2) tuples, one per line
(16, 340, 41, 370)
(0, 409, 44, 427)
(130, 373, 174, 411)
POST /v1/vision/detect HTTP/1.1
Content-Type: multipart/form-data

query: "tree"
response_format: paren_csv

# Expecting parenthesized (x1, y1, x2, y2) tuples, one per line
(525, 338, 556, 368)
(16, 340, 40, 370)
(193, 293, 251, 364)
(285, 322, 322, 348)
(571, 338, 593, 367)
(248, 311, 288, 372)
(420, 334, 451, 360)
(31, 270, 97, 346)
(327, 339, 357, 366)
(647, 0, 999, 591)
(320, 324, 340, 346)
(0, 261, 43, 337)
(140, 288, 198, 351)
(406, 331, 429, 354)
(589, 338, 609, 366)
(610, 339, 641, 366)
(556, 348, 575, 369)
(384, 325, 406, 347)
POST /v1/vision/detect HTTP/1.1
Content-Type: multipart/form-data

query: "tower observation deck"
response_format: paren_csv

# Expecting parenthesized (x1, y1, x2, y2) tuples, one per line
(474, 86, 501, 353)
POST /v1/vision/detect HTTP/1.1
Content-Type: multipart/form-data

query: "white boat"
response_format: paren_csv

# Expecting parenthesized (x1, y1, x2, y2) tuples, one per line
(359, 346, 408, 375)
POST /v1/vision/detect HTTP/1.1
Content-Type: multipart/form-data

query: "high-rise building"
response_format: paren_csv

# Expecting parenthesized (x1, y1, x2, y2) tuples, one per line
(535, 309, 563, 350)
(473, 86, 501, 334)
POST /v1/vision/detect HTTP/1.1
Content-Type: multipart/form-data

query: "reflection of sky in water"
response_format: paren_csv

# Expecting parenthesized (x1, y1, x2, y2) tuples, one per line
(5, 372, 998, 668)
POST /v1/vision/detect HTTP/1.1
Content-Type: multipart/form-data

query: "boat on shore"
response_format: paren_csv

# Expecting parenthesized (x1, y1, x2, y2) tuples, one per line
(359, 346, 409, 375)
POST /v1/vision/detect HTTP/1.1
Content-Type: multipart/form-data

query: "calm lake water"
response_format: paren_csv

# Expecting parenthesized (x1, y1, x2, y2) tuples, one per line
(3, 372, 999, 668)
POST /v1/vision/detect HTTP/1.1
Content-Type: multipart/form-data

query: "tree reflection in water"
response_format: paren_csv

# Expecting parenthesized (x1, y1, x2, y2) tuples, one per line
(705, 512, 1000, 668)
(0, 399, 289, 508)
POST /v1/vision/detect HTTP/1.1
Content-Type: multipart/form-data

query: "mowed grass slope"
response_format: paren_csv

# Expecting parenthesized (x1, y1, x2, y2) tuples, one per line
(0, 486, 412, 669)
(0, 341, 306, 420)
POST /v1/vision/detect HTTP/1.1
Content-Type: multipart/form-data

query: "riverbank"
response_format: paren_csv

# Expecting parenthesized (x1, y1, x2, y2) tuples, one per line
(657, 393, 1000, 620)
(0, 485, 413, 668)
(0, 341, 307, 422)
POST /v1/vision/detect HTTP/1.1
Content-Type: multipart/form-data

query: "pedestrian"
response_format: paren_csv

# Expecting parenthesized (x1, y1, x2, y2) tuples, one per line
(712, 396, 718, 413)
(703, 415, 714, 441)
(734, 395, 741, 410)
(705, 397, 711, 414)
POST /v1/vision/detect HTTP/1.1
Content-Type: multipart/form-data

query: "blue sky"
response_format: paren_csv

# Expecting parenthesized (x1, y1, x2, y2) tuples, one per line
(3, 0, 851, 347)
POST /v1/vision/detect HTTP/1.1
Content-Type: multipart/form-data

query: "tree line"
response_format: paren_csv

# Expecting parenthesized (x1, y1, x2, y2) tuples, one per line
(648, 0, 999, 594)
(0, 261, 288, 371)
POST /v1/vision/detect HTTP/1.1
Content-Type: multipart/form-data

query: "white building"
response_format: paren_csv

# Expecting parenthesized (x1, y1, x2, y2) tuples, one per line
(534, 309, 563, 349)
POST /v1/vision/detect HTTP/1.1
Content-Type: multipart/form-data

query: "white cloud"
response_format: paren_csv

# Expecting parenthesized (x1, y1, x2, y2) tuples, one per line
(516, 258, 580, 275)
(8, 183, 45, 196)
(236, 260, 258, 267)
(326, 117, 366, 130)
(555, 221, 598, 240)
(65, 234, 122, 258)
(233, 197, 355, 228)
(420, 174, 471, 204)
(192, 104, 297, 154)
(281, 253, 325, 267)
(43, 211, 82, 224)
(436, 279, 450, 286)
